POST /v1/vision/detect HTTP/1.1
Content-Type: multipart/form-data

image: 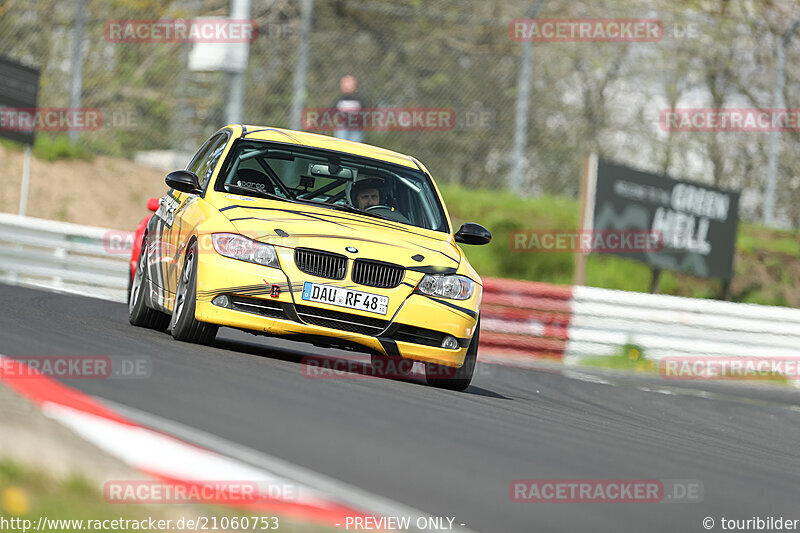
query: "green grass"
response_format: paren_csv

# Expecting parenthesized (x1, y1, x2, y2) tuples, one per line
(579, 355, 657, 372)
(1, 135, 92, 161)
(438, 184, 800, 306)
(440, 184, 578, 284)
(576, 354, 790, 383)
(737, 229, 800, 259)
(575, 344, 656, 372)
(0, 460, 147, 527)
(0, 459, 333, 532)
(573, 348, 790, 384)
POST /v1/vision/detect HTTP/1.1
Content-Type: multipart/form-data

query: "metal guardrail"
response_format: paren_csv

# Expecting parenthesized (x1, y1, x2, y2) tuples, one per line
(480, 277, 800, 362)
(5, 213, 800, 366)
(0, 213, 131, 303)
(566, 286, 800, 361)
(480, 278, 572, 358)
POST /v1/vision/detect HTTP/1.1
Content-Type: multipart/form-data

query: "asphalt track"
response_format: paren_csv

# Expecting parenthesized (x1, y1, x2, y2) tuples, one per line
(3, 283, 800, 533)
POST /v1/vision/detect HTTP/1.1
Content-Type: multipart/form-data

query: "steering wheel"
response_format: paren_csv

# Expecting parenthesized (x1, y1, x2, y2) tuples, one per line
(365, 205, 411, 224)
(365, 205, 394, 212)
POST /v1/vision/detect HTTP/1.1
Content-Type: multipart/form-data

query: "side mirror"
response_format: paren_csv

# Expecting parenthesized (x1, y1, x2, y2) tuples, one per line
(165, 170, 202, 194)
(454, 223, 492, 245)
(146, 197, 160, 212)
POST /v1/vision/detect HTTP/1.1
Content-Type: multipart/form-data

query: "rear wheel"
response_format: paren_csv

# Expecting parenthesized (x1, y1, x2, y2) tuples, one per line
(170, 241, 218, 345)
(128, 234, 170, 330)
(425, 317, 480, 392)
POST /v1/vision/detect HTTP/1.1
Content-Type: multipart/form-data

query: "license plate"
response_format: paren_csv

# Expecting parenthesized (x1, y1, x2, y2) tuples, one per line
(301, 282, 389, 315)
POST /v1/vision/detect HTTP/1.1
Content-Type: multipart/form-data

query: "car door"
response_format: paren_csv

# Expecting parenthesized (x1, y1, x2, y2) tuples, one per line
(162, 132, 230, 306)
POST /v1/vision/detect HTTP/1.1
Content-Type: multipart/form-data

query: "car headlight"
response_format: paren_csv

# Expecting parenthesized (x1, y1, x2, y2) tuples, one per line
(212, 233, 280, 268)
(415, 274, 475, 300)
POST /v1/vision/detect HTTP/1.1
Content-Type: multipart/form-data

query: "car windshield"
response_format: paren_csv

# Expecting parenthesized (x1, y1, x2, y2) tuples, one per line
(215, 140, 449, 233)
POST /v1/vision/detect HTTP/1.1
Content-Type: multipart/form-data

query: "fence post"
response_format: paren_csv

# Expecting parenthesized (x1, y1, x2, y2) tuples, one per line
(290, 0, 314, 130)
(69, 0, 87, 143)
(509, 0, 546, 192)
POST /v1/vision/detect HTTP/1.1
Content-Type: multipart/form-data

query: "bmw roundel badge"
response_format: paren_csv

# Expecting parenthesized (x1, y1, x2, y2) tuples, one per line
(345, 246, 358, 253)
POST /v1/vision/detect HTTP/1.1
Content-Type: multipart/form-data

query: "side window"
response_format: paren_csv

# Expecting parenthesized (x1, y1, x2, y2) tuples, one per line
(196, 134, 228, 189)
(185, 133, 229, 189)
(186, 140, 214, 175)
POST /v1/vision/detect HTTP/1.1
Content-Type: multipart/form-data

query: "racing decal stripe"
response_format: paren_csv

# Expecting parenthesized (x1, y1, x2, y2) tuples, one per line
(399, 240, 459, 265)
(228, 211, 351, 229)
(206, 208, 456, 262)
(242, 127, 303, 142)
(272, 234, 408, 246)
(281, 234, 459, 265)
(148, 216, 168, 311)
(197, 283, 296, 298)
(198, 283, 283, 294)
(425, 296, 478, 319)
(406, 266, 458, 275)
(222, 205, 440, 239)
(313, 213, 443, 238)
(315, 213, 430, 235)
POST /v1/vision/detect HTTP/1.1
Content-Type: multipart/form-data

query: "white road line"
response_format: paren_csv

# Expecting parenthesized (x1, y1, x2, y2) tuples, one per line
(40, 402, 334, 508)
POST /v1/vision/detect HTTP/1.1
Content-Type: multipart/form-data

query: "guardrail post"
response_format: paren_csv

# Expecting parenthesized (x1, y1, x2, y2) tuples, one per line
(648, 268, 661, 294)
(53, 246, 67, 288)
(18, 145, 32, 216)
(574, 153, 597, 286)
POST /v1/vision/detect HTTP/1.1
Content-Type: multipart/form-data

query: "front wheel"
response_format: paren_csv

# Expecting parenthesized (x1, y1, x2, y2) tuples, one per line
(425, 317, 480, 392)
(170, 241, 218, 345)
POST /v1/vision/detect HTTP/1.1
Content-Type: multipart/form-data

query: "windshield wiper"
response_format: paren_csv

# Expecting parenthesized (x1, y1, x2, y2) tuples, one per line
(224, 184, 298, 203)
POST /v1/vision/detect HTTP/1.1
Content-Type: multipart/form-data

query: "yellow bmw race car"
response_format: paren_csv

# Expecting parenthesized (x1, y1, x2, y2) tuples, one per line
(128, 125, 491, 391)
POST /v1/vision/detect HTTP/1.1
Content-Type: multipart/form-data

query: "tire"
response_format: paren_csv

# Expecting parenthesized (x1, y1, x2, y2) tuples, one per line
(128, 234, 170, 331)
(170, 241, 218, 345)
(425, 316, 480, 392)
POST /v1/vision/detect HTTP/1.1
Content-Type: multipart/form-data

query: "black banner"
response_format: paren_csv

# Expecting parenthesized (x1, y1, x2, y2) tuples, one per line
(0, 56, 40, 145)
(593, 159, 739, 280)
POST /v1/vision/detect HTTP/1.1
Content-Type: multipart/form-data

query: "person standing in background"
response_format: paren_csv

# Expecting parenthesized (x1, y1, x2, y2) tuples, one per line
(333, 75, 367, 143)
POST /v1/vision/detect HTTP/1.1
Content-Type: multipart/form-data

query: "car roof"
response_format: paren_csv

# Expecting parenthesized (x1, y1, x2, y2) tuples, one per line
(231, 125, 421, 170)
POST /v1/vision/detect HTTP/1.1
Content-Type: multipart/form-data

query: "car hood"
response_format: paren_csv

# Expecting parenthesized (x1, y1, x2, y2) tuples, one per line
(215, 196, 462, 271)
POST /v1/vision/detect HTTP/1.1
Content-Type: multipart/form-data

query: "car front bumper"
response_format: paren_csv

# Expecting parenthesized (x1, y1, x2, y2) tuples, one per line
(193, 246, 481, 368)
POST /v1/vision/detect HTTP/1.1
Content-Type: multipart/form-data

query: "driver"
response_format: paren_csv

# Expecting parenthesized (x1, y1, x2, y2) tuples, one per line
(350, 175, 385, 210)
